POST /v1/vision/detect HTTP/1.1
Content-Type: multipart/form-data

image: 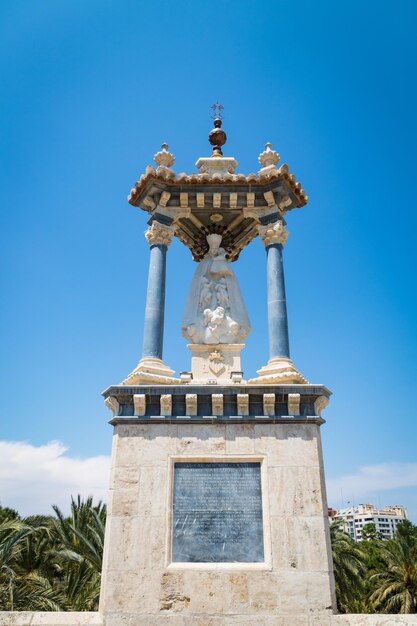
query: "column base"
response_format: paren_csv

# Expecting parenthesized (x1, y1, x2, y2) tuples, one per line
(248, 357, 308, 385)
(122, 357, 180, 385)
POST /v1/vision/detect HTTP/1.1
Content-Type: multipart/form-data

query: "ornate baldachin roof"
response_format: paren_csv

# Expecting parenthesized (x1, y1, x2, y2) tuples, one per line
(128, 164, 307, 208)
(128, 133, 308, 262)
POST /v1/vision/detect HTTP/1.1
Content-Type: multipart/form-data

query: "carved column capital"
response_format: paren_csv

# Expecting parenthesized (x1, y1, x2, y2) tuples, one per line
(257, 221, 288, 247)
(144, 221, 174, 247)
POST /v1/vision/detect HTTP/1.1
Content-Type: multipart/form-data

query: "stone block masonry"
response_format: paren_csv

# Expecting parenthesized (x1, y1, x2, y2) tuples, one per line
(97, 404, 336, 622)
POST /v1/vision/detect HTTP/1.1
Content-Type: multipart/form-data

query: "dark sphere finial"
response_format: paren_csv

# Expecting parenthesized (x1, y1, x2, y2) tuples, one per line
(209, 105, 227, 157)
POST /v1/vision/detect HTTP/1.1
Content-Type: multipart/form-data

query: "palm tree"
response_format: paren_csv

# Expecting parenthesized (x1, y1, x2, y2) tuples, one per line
(0, 496, 107, 611)
(14, 515, 66, 610)
(370, 522, 417, 614)
(0, 518, 32, 609)
(51, 495, 106, 610)
(0, 515, 65, 610)
(330, 520, 367, 613)
(0, 506, 19, 523)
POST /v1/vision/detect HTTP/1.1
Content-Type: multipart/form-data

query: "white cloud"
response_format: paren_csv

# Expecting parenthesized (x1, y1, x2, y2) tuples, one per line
(326, 462, 417, 510)
(0, 440, 110, 516)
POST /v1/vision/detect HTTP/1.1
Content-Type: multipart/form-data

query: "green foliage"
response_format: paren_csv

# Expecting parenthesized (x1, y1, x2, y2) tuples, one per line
(330, 521, 367, 613)
(330, 519, 417, 614)
(0, 496, 106, 611)
(0, 505, 20, 523)
(362, 523, 382, 542)
(369, 520, 417, 613)
(51, 495, 106, 610)
(0, 518, 33, 609)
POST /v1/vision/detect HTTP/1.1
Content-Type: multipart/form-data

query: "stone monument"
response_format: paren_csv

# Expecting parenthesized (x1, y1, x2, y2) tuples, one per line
(1, 110, 414, 626)
(100, 108, 336, 625)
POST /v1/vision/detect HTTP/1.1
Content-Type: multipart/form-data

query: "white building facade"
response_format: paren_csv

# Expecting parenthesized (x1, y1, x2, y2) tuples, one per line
(334, 504, 408, 542)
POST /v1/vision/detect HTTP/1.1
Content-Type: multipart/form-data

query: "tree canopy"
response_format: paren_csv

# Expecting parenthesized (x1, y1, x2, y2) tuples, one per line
(0, 497, 105, 611)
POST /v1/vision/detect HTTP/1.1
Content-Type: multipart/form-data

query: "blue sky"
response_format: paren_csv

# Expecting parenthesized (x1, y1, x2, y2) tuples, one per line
(1, 0, 416, 518)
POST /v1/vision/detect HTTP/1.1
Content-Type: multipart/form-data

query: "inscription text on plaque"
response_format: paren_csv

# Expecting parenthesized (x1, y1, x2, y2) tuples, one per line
(172, 462, 264, 563)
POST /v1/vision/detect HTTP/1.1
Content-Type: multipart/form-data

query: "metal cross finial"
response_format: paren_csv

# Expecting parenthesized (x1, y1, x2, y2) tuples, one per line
(211, 101, 224, 120)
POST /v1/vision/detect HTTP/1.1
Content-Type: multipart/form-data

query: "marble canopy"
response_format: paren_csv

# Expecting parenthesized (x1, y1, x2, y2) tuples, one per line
(128, 160, 308, 262)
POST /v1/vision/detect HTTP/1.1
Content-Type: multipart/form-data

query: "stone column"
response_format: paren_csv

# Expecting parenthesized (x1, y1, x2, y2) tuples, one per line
(123, 220, 179, 385)
(142, 221, 172, 359)
(263, 222, 290, 360)
(249, 220, 307, 385)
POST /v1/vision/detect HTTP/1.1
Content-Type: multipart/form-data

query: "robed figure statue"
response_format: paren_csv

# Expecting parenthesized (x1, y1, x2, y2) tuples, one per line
(181, 234, 251, 345)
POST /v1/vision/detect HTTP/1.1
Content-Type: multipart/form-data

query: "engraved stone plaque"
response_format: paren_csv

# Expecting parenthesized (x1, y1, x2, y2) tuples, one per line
(172, 462, 264, 562)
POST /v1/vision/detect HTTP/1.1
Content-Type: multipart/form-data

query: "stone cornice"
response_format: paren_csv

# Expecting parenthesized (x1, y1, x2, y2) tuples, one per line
(103, 383, 331, 426)
(102, 383, 332, 397)
(128, 164, 308, 210)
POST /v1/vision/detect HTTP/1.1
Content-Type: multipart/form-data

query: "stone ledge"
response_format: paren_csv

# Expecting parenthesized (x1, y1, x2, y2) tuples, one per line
(103, 383, 332, 396)
(0, 614, 415, 625)
(109, 415, 325, 426)
(0, 614, 103, 626)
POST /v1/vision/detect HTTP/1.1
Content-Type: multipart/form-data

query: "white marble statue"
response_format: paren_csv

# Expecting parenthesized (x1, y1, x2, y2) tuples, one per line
(181, 234, 251, 344)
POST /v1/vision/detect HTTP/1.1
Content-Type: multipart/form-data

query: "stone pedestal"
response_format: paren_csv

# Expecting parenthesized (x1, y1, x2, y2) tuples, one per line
(195, 156, 237, 176)
(100, 384, 336, 625)
(188, 343, 244, 384)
